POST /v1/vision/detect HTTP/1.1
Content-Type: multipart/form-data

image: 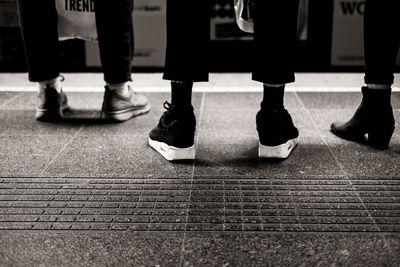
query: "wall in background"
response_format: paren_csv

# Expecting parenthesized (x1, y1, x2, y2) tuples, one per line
(0, 0, 399, 72)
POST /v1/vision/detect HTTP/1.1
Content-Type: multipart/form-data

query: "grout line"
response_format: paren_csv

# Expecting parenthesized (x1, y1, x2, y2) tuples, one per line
(5, 185, 399, 191)
(294, 93, 376, 220)
(254, 180, 264, 231)
(108, 181, 128, 231)
(0, 229, 397, 234)
(270, 178, 283, 231)
(0, 200, 396, 205)
(239, 179, 245, 231)
(1, 86, 399, 93)
(0, 176, 400, 182)
(179, 92, 206, 266)
(293, 91, 395, 254)
(39, 127, 85, 176)
(146, 179, 163, 232)
(3, 213, 399, 218)
(0, 93, 22, 108)
(0, 221, 398, 226)
(39, 111, 98, 175)
(3, 207, 399, 212)
(223, 179, 226, 231)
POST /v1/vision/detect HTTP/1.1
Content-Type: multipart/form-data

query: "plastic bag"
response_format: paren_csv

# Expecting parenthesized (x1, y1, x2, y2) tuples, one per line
(234, 0, 254, 33)
(234, 0, 308, 39)
(56, 0, 98, 42)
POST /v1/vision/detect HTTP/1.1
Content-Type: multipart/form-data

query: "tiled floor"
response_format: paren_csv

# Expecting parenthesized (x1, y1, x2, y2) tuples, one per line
(0, 73, 399, 266)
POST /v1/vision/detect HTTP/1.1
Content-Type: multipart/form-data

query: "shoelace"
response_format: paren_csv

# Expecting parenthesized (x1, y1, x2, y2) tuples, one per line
(160, 101, 180, 126)
(163, 101, 193, 115)
(162, 101, 194, 124)
(163, 101, 173, 111)
(162, 101, 177, 122)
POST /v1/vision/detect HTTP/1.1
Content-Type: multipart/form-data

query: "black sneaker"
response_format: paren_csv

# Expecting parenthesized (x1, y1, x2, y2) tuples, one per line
(101, 85, 151, 122)
(149, 102, 196, 161)
(36, 86, 69, 121)
(256, 108, 299, 158)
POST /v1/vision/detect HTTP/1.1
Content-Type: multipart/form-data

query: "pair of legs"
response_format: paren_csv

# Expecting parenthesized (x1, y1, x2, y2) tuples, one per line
(17, 0, 150, 121)
(331, 0, 400, 148)
(149, 0, 300, 161)
(163, 0, 298, 84)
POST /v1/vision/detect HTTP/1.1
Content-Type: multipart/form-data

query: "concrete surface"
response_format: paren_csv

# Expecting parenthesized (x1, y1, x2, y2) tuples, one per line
(0, 73, 399, 266)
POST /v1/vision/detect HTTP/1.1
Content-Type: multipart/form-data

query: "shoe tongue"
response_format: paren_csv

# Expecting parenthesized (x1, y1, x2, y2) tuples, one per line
(164, 105, 192, 121)
(163, 110, 181, 126)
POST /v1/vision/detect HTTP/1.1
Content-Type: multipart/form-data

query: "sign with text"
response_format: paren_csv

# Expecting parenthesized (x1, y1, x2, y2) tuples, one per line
(331, 0, 400, 66)
(85, 0, 166, 67)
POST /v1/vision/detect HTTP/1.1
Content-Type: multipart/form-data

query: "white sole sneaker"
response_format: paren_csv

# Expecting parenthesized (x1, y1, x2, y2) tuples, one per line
(258, 137, 299, 159)
(102, 103, 151, 122)
(148, 138, 195, 161)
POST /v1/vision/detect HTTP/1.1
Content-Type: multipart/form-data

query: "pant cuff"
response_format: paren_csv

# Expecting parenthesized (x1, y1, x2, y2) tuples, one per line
(28, 72, 60, 83)
(163, 72, 209, 83)
(364, 75, 394, 86)
(252, 73, 295, 85)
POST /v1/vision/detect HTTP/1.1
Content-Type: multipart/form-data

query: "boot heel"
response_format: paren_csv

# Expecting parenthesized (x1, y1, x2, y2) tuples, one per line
(368, 127, 395, 149)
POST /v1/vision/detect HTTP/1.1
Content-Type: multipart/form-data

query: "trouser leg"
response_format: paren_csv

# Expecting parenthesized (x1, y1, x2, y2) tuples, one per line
(163, 0, 211, 82)
(17, 0, 60, 82)
(95, 0, 134, 84)
(252, 0, 299, 84)
(364, 0, 400, 85)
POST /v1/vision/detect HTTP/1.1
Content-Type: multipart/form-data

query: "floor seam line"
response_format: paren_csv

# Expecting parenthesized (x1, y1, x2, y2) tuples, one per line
(294, 92, 395, 254)
(0, 93, 22, 109)
(179, 92, 206, 266)
(39, 111, 98, 176)
(39, 127, 84, 176)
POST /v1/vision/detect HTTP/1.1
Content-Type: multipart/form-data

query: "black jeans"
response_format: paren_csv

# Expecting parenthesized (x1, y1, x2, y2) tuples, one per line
(163, 0, 299, 84)
(17, 0, 134, 83)
(364, 0, 400, 85)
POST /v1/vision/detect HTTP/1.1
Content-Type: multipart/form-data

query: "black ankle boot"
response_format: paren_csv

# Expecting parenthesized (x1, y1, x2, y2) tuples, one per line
(330, 87, 395, 149)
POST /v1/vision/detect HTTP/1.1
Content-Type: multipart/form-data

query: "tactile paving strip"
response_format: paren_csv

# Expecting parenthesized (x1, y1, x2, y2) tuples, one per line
(0, 177, 399, 232)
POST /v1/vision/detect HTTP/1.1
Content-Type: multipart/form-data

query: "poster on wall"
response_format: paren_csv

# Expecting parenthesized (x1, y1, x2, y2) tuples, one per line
(0, 0, 19, 27)
(85, 0, 166, 67)
(331, 0, 400, 66)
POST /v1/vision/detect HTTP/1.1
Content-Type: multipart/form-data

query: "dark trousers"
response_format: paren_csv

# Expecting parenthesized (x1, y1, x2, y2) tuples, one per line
(163, 0, 212, 82)
(364, 0, 400, 85)
(17, 0, 134, 83)
(163, 0, 299, 84)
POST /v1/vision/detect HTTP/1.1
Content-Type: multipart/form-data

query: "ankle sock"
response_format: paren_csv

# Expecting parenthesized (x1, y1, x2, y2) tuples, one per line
(107, 82, 130, 97)
(171, 81, 193, 109)
(261, 84, 285, 110)
(366, 84, 391, 90)
(38, 77, 62, 93)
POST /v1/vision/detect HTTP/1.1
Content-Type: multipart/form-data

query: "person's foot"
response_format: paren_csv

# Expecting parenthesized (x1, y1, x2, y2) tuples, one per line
(256, 107, 299, 159)
(149, 102, 196, 161)
(101, 85, 151, 122)
(36, 86, 69, 121)
(331, 87, 395, 149)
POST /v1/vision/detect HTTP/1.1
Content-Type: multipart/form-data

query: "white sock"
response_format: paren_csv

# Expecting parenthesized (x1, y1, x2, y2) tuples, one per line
(38, 77, 62, 93)
(107, 82, 130, 96)
(263, 83, 285, 88)
(366, 84, 391, 90)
